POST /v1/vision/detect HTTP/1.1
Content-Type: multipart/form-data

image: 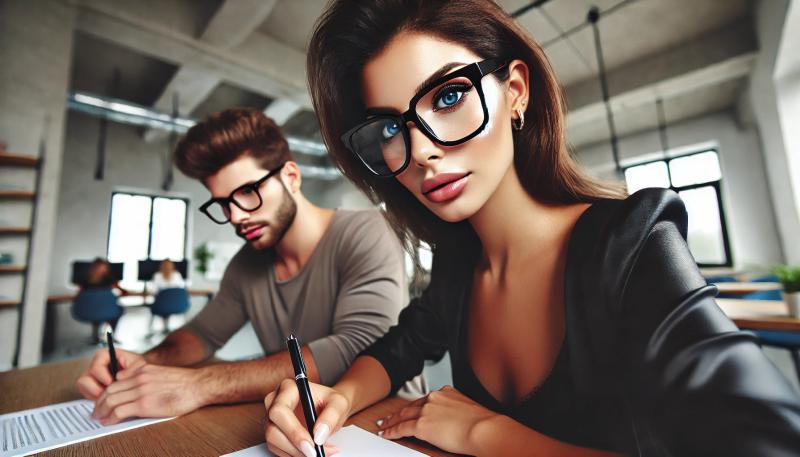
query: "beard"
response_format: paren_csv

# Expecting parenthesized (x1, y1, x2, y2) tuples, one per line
(246, 182, 297, 250)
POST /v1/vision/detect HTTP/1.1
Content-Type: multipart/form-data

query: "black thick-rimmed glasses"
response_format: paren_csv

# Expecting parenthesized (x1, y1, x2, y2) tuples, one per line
(199, 163, 285, 224)
(341, 59, 507, 177)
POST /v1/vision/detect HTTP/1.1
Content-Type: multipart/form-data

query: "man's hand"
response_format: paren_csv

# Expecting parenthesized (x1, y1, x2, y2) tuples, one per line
(76, 348, 146, 401)
(91, 363, 209, 425)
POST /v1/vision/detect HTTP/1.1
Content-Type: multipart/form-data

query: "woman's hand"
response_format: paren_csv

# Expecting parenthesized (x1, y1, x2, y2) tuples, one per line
(377, 385, 501, 456)
(264, 379, 347, 457)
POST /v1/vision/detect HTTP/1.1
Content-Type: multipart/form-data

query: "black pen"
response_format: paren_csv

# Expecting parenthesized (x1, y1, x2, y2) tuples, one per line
(107, 330, 118, 382)
(286, 334, 325, 457)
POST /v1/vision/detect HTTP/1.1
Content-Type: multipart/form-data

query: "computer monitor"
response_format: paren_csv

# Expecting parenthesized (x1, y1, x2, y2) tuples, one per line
(71, 260, 124, 286)
(137, 259, 189, 281)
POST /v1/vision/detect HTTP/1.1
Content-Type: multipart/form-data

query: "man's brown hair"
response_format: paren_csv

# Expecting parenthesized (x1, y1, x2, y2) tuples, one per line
(174, 107, 292, 181)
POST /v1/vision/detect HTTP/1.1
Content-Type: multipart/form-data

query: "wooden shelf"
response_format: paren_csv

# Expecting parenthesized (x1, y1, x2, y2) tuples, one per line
(0, 265, 26, 274)
(0, 190, 35, 199)
(0, 152, 39, 167)
(0, 300, 20, 307)
(0, 227, 31, 235)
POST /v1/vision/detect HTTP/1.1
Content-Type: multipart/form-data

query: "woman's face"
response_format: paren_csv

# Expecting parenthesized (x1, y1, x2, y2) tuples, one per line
(361, 32, 527, 222)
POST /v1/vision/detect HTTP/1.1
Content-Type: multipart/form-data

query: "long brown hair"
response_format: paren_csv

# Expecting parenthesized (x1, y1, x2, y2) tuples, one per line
(308, 0, 624, 251)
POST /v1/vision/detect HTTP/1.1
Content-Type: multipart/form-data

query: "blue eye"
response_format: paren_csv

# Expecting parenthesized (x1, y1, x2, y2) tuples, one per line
(381, 121, 401, 140)
(432, 83, 472, 111)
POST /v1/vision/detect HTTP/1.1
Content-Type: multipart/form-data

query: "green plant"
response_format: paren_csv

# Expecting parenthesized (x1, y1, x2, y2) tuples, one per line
(773, 265, 800, 293)
(193, 243, 213, 275)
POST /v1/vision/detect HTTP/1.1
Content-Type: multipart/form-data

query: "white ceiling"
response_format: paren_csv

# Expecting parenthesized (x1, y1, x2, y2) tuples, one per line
(68, 0, 758, 149)
(498, 0, 751, 86)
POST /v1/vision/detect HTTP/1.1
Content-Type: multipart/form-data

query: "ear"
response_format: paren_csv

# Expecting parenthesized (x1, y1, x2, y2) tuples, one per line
(281, 161, 302, 193)
(506, 59, 529, 116)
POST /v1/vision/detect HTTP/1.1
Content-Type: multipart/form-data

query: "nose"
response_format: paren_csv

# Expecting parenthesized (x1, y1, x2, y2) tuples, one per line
(228, 203, 249, 225)
(407, 124, 443, 169)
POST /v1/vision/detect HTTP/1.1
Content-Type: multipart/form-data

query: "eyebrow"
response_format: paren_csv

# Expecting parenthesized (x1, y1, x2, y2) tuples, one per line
(414, 61, 467, 95)
(365, 61, 468, 116)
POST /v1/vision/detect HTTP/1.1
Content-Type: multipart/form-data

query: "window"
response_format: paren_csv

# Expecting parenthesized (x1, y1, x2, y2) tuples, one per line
(107, 192, 188, 289)
(623, 150, 732, 267)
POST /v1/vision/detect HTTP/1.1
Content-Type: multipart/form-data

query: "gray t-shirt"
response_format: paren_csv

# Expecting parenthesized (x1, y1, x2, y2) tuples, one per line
(184, 209, 407, 385)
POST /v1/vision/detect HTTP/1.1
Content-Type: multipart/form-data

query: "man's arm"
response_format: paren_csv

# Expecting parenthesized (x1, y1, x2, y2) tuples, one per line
(194, 346, 320, 404)
(91, 346, 320, 425)
(306, 211, 407, 385)
(143, 328, 210, 367)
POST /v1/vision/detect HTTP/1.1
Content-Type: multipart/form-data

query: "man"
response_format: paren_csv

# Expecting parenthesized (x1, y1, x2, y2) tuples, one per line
(76, 108, 409, 425)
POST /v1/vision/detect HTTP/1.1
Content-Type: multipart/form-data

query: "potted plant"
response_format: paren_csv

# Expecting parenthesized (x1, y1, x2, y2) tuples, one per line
(773, 265, 800, 318)
(193, 242, 214, 276)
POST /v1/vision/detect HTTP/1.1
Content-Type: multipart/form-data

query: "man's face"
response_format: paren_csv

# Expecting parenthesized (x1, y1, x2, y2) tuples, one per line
(205, 155, 297, 250)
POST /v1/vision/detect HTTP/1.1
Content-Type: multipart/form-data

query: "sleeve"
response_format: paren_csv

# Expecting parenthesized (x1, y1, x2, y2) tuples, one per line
(359, 247, 453, 395)
(619, 206, 800, 454)
(307, 212, 408, 385)
(151, 272, 163, 294)
(180, 255, 249, 354)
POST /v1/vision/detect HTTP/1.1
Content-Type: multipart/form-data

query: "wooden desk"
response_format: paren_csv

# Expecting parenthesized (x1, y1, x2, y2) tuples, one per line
(717, 298, 800, 332)
(713, 282, 782, 295)
(0, 359, 457, 456)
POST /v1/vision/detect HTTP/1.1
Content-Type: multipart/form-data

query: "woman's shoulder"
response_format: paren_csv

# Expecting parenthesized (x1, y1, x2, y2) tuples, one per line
(570, 188, 687, 262)
(566, 188, 691, 316)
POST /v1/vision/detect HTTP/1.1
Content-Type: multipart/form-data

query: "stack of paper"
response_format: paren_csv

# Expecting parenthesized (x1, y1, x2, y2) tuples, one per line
(0, 399, 172, 457)
(221, 425, 430, 456)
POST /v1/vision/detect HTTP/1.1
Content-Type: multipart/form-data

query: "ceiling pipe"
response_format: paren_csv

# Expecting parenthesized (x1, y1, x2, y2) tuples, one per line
(67, 91, 341, 180)
(588, 6, 623, 179)
(510, 0, 553, 19)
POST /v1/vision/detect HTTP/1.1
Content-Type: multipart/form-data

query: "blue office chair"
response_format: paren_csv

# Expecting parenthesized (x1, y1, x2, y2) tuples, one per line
(750, 274, 780, 283)
(737, 288, 800, 383)
(150, 288, 190, 333)
(71, 288, 123, 344)
(707, 275, 739, 299)
(705, 275, 739, 283)
(752, 329, 800, 383)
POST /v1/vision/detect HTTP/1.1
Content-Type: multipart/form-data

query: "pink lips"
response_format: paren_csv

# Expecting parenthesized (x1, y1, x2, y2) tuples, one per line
(421, 172, 471, 203)
(241, 225, 265, 241)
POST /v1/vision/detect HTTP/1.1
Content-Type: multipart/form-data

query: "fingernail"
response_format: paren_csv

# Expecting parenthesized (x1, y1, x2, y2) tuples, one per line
(314, 423, 330, 445)
(375, 419, 383, 427)
(300, 440, 316, 457)
(377, 430, 384, 437)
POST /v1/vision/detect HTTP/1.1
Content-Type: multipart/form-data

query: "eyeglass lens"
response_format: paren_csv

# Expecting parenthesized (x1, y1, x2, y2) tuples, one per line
(350, 73, 484, 176)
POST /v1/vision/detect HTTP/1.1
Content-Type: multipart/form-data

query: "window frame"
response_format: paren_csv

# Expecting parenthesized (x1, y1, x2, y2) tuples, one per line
(623, 149, 733, 268)
(106, 191, 190, 262)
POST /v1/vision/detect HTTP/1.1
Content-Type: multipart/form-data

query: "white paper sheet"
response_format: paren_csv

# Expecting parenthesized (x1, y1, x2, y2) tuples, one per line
(221, 425, 429, 457)
(0, 399, 173, 457)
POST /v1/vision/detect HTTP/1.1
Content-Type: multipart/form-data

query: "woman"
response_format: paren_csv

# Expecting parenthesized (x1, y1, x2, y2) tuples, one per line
(264, 1, 800, 456)
(152, 258, 185, 294)
(77, 257, 126, 333)
(80, 257, 127, 296)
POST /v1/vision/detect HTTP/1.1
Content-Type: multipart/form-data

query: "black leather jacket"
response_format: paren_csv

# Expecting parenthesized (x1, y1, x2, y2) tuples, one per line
(362, 188, 800, 456)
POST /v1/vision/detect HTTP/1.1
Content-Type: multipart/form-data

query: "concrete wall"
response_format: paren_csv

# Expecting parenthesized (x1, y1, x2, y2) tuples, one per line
(575, 109, 783, 270)
(50, 112, 237, 294)
(748, 0, 800, 263)
(0, 0, 76, 369)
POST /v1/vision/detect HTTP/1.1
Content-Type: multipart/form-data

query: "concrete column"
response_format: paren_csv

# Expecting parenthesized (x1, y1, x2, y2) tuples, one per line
(0, 0, 75, 367)
(750, 0, 800, 263)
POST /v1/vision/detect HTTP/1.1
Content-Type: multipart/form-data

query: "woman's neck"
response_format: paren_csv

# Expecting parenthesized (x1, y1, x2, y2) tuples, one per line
(468, 165, 579, 278)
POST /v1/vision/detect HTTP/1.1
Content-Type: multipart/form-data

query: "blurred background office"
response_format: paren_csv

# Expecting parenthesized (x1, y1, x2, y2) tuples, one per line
(1, 0, 798, 392)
